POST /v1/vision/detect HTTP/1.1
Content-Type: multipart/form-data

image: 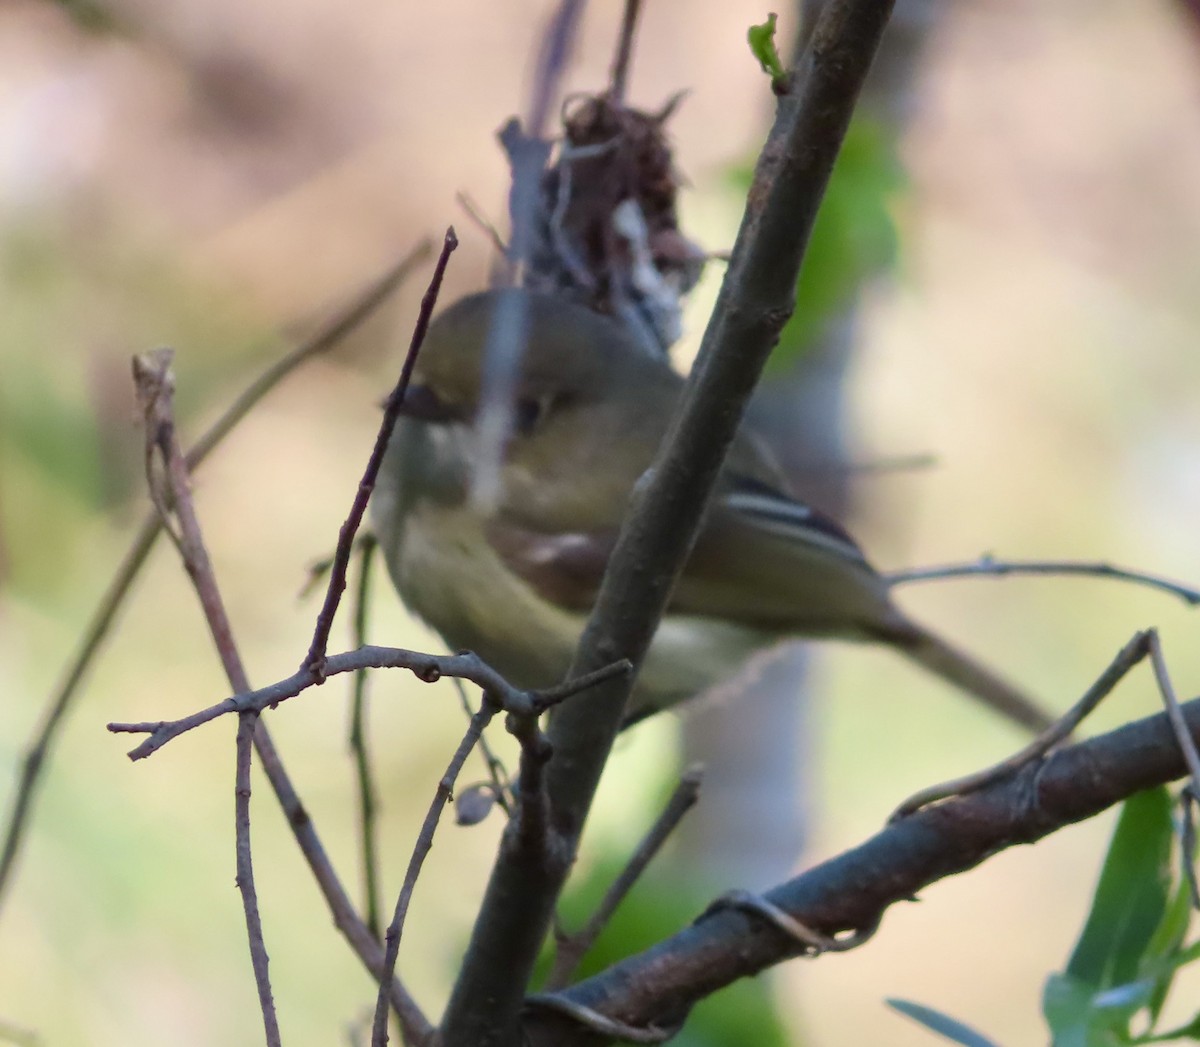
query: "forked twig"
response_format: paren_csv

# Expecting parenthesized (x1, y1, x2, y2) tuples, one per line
(0, 239, 431, 916)
(303, 229, 458, 676)
(132, 348, 280, 1046)
(892, 630, 1153, 820)
(526, 654, 1200, 1038)
(116, 245, 441, 1043)
(454, 678, 513, 817)
(108, 650, 630, 760)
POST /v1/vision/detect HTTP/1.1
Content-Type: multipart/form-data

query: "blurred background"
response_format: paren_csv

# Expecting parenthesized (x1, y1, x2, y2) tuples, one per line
(1, 0, 1199, 1043)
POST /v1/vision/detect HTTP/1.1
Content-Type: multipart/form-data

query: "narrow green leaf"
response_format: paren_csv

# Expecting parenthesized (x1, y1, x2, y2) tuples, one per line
(1143, 880, 1195, 1025)
(1067, 788, 1174, 990)
(885, 998, 1003, 1047)
(1044, 973, 1102, 1047)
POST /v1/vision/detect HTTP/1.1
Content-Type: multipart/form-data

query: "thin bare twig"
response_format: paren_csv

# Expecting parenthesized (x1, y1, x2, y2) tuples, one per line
(187, 241, 434, 471)
(370, 697, 500, 1047)
(132, 348, 280, 1046)
(886, 555, 1200, 607)
(0, 239, 431, 918)
(252, 725, 433, 1044)
(891, 630, 1153, 820)
(455, 191, 509, 257)
(235, 712, 278, 1045)
(303, 229, 458, 676)
(1152, 626, 1200, 909)
(1148, 631, 1200, 791)
(547, 766, 703, 990)
(608, 0, 643, 104)
(454, 678, 513, 816)
(349, 534, 383, 940)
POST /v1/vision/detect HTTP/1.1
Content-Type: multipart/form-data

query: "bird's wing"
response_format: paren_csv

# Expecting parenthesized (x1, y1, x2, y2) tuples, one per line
(487, 458, 897, 638)
(670, 469, 896, 634)
(484, 518, 615, 612)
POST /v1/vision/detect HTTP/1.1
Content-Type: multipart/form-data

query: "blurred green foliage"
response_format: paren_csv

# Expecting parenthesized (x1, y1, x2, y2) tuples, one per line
(0, 220, 271, 596)
(45, 0, 122, 33)
(535, 852, 795, 1046)
(728, 115, 904, 369)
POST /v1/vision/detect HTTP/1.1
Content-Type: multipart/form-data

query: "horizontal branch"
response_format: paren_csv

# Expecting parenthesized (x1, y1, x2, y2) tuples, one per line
(524, 633, 1200, 1042)
(107, 648, 629, 761)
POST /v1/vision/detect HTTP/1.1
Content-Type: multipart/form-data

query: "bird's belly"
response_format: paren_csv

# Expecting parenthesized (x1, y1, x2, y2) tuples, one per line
(385, 504, 773, 718)
(387, 505, 584, 690)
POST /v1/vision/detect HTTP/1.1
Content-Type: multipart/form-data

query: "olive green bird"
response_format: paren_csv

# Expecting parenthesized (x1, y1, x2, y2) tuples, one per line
(371, 288, 1052, 732)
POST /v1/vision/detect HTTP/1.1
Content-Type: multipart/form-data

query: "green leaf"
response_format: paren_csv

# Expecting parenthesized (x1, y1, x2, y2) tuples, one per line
(1043, 973, 1140, 1047)
(886, 998, 1003, 1047)
(1067, 788, 1174, 991)
(1044, 974, 1104, 1047)
(747, 13, 787, 86)
(1143, 879, 1195, 1025)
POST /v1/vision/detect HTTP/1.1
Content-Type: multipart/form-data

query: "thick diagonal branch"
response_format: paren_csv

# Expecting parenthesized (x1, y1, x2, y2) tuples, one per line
(438, 4, 897, 1045)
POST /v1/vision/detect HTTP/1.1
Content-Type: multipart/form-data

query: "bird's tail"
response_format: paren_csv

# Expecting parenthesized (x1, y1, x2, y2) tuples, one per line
(891, 623, 1055, 733)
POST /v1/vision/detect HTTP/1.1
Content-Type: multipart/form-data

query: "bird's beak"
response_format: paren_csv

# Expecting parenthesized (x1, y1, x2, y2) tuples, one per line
(395, 383, 463, 423)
